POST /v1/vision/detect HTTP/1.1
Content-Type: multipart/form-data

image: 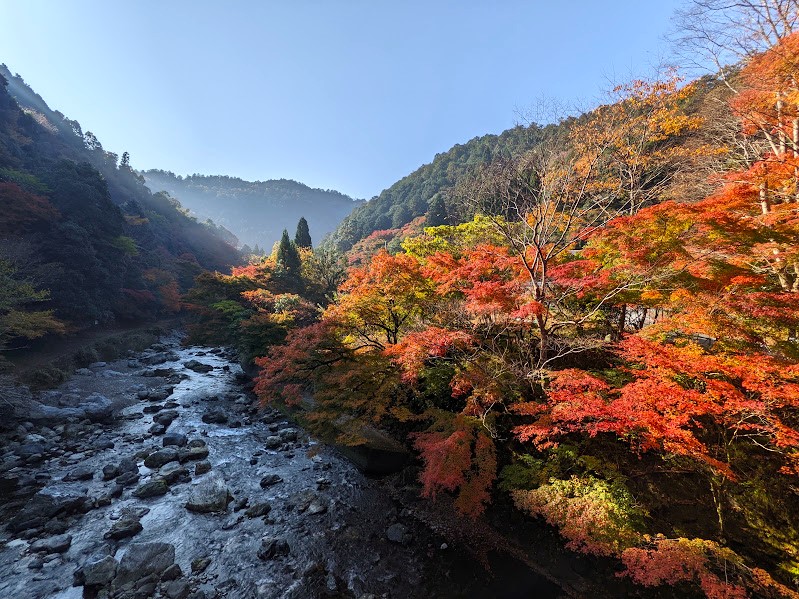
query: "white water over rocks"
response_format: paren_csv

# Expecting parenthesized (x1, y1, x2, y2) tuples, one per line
(0, 333, 564, 599)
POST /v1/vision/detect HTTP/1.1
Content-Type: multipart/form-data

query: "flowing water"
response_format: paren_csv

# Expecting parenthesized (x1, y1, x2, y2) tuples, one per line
(0, 333, 565, 599)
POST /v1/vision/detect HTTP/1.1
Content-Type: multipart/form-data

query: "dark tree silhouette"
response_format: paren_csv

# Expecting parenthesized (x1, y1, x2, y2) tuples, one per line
(295, 216, 312, 248)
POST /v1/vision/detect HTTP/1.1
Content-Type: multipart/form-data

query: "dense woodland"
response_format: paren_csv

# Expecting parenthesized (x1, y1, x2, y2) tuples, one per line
(183, 3, 799, 597)
(0, 65, 240, 356)
(5, 1, 799, 597)
(141, 170, 363, 249)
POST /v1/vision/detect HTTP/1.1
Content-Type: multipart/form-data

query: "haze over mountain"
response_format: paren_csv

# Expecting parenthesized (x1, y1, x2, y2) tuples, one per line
(141, 170, 363, 249)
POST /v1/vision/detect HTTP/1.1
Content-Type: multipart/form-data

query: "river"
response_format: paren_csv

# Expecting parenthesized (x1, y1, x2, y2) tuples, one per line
(0, 333, 569, 599)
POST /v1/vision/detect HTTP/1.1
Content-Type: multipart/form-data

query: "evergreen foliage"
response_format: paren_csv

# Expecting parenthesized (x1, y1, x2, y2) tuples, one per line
(294, 216, 312, 248)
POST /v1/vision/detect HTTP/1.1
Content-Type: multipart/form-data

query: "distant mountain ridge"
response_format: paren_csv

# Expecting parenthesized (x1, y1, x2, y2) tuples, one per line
(141, 170, 364, 249)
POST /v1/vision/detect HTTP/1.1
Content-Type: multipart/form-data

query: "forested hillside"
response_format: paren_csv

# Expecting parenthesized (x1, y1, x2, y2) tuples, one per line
(142, 170, 363, 250)
(328, 124, 553, 251)
(185, 10, 799, 595)
(0, 65, 240, 351)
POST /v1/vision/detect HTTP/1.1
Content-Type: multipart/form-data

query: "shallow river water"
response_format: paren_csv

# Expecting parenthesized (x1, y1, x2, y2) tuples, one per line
(0, 334, 566, 599)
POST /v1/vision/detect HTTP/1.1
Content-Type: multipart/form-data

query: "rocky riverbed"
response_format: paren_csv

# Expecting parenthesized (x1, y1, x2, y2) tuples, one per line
(0, 333, 565, 599)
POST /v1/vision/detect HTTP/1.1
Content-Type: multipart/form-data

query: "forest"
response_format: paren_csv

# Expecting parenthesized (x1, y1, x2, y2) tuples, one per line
(4, 1, 799, 597)
(0, 65, 240, 358)
(181, 3, 799, 598)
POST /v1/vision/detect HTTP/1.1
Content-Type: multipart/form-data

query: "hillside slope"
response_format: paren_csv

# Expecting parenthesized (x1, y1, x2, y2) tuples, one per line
(142, 170, 364, 249)
(0, 64, 240, 338)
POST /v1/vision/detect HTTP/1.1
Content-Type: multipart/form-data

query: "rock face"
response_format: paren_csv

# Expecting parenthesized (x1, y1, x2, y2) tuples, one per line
(115, 542, 175, 585)
(185, 472, 230, 513)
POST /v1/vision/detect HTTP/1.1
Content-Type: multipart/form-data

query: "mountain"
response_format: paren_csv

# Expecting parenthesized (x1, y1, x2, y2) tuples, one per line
(327, 124, 556, 251)
(141, 170, 364, 249)
(0, 64, 240, 335)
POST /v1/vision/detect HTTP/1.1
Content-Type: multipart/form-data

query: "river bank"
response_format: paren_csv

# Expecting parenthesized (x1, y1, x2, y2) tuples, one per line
(0, 332, 569, 599)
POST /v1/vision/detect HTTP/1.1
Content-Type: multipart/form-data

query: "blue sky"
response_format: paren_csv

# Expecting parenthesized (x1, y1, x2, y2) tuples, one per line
(0, 1, 686, 199)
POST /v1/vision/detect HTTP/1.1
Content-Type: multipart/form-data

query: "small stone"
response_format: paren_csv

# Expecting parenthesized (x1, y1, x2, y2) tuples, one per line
(307, 499, 327, 515)
(245, 502, 271, 518)
(194, 461, 212, 475)
(257, 537, 290, 560)
(191, 557, 211, 574)
(104, 518, 143, 540)
(259, 474, 283, 489)
(149, 423, 167, 435)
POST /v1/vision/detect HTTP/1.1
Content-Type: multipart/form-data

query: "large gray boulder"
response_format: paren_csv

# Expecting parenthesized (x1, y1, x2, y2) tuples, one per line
(185, 472, 230, 513)
(115, 542, 175, 585)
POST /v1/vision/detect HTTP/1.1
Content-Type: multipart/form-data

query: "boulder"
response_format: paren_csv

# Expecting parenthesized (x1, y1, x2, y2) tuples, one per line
(144, 448, 179, 469)
(201, 410, 227, 425)
(74, 555, 117, 587)
(132, 478, 169, 499)
(185, 472, 230, 513)
(159, 463, 190, 485)
(163, 432, 188, 447)
(115, 542, 175, 585)
(154, 410, 179, 426)
(29, 533, 72, 553)
(264, 436, 282, 449)
(8, 484, 89, 533)
(104, 518, 143, 540)
(184, 360, 213, 373)
(179, 445, 209, 462)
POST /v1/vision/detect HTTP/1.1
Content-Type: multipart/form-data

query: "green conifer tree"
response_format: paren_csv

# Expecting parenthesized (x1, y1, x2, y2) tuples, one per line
(276, 229, 301, 273)
(294, 216, 312, 249)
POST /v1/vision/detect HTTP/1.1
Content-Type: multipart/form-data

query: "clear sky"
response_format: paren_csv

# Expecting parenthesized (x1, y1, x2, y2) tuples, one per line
(0, 1, 687, 199)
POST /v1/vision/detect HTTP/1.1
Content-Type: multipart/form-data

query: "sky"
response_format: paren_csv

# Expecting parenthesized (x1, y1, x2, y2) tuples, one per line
(0, 1, 688, 199)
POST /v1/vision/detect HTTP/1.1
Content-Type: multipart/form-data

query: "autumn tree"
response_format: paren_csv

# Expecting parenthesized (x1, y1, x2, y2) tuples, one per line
(0, 259, 64, 350)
